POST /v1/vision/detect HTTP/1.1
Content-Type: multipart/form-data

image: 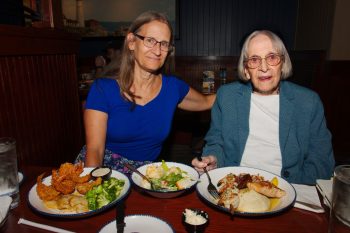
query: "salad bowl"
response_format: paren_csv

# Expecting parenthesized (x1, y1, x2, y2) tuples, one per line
(130, 161, 199, 198)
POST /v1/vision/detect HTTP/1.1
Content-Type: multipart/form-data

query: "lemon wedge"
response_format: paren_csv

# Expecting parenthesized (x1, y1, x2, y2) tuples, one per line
(269, 198, 281, 210)
(271, 177, 278, 186)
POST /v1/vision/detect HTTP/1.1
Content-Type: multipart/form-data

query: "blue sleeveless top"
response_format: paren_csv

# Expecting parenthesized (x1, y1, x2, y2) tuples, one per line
(85, 75, 190, 161)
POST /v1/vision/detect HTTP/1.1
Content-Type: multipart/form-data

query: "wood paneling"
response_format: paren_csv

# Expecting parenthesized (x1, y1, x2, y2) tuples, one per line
(0, 25, 79, 55)
(174, 56, 239, 91)
(176, 0, 298, 56)
(321, 61, 350, 164)
(295, 0, 335, 51)
(0, 25, 83, 167)
(0, 0, 24, 26)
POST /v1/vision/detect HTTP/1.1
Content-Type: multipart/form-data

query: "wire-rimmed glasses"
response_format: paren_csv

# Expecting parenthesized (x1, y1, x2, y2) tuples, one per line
(245, 53, 284, 69)
(134, 34, 173, 52)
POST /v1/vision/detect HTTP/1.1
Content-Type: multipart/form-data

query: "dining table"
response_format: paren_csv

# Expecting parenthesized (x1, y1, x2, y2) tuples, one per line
(2, 165, 330, 233)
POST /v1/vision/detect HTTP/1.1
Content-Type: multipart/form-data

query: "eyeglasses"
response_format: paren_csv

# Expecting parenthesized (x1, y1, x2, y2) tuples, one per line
(134, 34, 173, 52)
(245, 53, 284, 69)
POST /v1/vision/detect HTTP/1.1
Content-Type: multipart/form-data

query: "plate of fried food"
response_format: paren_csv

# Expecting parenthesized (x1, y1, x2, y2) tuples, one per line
(28, 162, 130, 218)
(196, 166, 296, 216)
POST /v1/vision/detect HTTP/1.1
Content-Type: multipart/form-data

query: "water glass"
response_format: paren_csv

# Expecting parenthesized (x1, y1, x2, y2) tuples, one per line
(328, 165, 350, 233)
(0, 138, 19, 209)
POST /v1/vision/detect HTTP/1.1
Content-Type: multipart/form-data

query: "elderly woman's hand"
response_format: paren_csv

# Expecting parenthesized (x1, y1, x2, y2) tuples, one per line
(191, 155, 217, 173)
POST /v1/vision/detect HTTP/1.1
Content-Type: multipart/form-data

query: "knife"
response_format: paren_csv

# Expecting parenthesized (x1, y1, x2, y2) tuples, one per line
(116, 201, 126, 233)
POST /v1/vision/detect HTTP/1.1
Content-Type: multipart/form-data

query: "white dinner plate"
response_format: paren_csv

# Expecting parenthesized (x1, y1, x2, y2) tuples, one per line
(28, 168, 130, 218)
(196, 166, 296, 216)
(98, 215, 174, 233)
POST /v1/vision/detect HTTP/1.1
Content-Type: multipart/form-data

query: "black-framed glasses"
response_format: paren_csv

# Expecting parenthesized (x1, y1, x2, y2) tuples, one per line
(245, 53, 284, 69)
(134, 34, 173, 52)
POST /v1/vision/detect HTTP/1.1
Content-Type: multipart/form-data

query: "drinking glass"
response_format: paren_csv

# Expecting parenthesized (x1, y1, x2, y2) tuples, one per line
(328, 165, 350, 233)
(0, 138, 19, 209)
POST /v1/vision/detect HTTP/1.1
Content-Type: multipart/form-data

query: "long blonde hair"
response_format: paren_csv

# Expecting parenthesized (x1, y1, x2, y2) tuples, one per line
(118, 11, 174, 104)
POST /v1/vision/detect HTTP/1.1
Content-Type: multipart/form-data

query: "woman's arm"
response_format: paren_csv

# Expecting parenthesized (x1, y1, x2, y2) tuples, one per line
(178, 87, 216, 111)
(84, 109, 108, 167)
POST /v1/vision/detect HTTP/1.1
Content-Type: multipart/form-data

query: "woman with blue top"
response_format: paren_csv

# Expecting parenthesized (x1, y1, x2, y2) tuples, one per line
(76, 11, 215, 174)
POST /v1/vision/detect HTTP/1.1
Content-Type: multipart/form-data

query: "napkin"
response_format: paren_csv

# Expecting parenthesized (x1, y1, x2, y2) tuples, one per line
(316, 178, 333, 207)
(292, 184, 324, 213)
(0, 196, 12, 225)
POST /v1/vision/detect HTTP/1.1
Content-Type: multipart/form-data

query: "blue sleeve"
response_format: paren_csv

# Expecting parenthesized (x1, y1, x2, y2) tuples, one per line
(85, 79, 109, 113)
(175, 77, 190, 103)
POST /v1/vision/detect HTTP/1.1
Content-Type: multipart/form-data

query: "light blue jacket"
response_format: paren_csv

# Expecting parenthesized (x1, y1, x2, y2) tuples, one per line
(203, 81, 334, 184)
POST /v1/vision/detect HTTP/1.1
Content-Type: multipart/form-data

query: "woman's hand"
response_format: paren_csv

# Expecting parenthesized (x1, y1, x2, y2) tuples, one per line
(191, 155, 217, 173)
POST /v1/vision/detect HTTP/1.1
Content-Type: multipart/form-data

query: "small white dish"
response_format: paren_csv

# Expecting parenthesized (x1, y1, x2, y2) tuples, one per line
(18, 172, 24, 185)
(182, 208, 209, 232)
(0, 196, 12, 228)
(130, 162, 199, 198)
(196, 166, 296, 216)
(98, 214, 174, 233)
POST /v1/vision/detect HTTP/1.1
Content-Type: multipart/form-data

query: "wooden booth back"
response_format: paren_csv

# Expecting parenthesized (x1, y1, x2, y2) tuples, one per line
(0, 25, 84, 167)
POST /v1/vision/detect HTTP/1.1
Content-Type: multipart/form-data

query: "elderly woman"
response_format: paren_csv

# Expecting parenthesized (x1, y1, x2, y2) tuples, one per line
(77, 11, 215, 174)
(192, 30, 334, 184)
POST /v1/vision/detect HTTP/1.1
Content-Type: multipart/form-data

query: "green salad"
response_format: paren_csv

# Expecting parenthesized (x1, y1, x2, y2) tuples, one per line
(144, 160, 192, 191)
(85, 177, 125, 210)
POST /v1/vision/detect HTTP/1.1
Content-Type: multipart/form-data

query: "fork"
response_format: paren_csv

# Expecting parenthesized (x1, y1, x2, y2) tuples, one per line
(124, 163, 156, 190)
(197, 155, 220, 199)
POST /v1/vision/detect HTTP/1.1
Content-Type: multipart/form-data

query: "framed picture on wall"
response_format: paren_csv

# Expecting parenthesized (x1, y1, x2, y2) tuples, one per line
(62, 0, 177, 38)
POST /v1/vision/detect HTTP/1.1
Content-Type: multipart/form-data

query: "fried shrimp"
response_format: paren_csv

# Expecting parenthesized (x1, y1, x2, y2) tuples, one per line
(58, 162, 84, 177)
(51, 169, 76, 194)
(70, 173, 91, 184)
(36, 173, 61, 201)
(76, 177, 102, 195)
(36, 162, 97, 213)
